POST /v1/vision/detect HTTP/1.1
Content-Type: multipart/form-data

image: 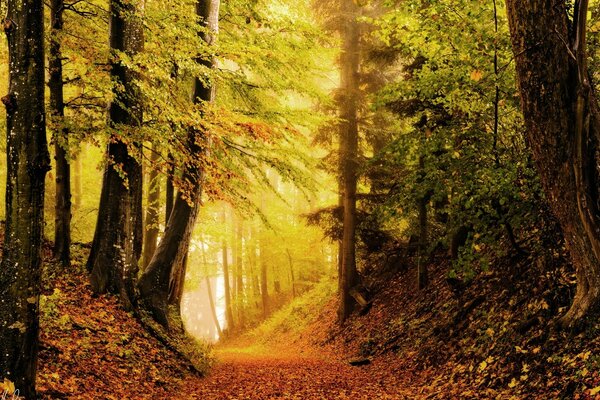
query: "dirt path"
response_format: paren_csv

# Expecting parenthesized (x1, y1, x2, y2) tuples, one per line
(179, 347, 416, 399)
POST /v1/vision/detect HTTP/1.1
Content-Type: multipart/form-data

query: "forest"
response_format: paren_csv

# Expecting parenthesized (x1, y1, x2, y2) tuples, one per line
(1, 0, 600, 398)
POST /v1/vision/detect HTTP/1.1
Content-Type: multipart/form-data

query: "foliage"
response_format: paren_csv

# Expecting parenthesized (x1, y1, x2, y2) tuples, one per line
(367, 0, 545, 275)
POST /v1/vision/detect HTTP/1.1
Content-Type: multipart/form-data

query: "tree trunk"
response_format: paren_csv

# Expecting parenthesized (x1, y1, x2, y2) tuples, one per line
(73, 149, 82, 210)
(143, 147, 161, 270)
(235, 216, 244, 325)
(286, 248, 296, 298)
(206, 276, 222, 339)
(87, 0, 144, 310)
(260, 231, 269, 318)
(338, 0, 361, 323)
(165, 153, 175, 223)
(222, 221, 235, 330)
(0, 0, 50, 395)
(168, 252, 188, 305)
(506, 0, 600, 328)
(138, 0, 220, 328)
(49, 0, 71, 267)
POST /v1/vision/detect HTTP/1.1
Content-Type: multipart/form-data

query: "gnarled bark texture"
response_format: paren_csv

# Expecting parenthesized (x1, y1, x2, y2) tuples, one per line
(138, 0, 220, 328)
(505, 0, 600, 328)
(87, 0, 144, 310)
(0, 0, 50, 396)
(49, 0, 72, 267)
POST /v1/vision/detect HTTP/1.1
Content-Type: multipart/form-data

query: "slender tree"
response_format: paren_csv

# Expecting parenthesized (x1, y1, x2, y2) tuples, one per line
(138, 0, 220, 327)
(87, 0, 144, 309)
(338, 0, 361, 322)
(505, 0, 600, 327)
(0, 0, 50, 395)
(143, 147, 161, 269)
(49, 0, 71, 266)
(259, 226, 270, 318)
(222, 216, 235, 330)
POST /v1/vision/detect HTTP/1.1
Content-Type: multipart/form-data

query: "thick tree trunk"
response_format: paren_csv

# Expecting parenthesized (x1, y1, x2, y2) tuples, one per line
(87, 0, 144, 309)
(143, 148, 161, 270)
(0, 0, 50, 395)
(506, 0, 600, 328)
(49, 0, 71, 267)
(138, 0, 220, 328)
(168, 253, 187, 305)
(338, 0, 361, 323)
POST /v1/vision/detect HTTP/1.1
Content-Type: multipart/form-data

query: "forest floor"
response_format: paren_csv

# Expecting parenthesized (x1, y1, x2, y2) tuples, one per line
(35, 243, 600, 399)
(35, 246, 416, 399)
(180, 345, 416, 399)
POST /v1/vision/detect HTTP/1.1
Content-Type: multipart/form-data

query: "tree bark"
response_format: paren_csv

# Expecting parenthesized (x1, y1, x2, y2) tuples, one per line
(165, 153, 175, 223)
(49, 0, 71, 267)
(143, 147, 161, 270)
(0, 0, 50, 395)
(338, 0, 361, 323)
(168, 252, 187, 305)
(73, 149, 82, 210)
(138, 0, 220, 328)
(87, 0, 144, 310)
(505, 0, 600, 328)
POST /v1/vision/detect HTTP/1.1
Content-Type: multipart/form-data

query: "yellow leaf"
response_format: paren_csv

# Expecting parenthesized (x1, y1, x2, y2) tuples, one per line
(0, 378, 15, 393)
(470, 70, 483, 81)
(478, 360, 487, 372)
(590, 386, 600, 396)
(508, 378, 518, 388)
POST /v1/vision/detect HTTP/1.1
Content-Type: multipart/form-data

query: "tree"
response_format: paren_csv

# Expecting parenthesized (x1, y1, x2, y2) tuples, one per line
(138, 0, 220, 327)
(0, 0, 50, 395)
(222, 211, 235, 330)
(87, 0, 145, 309)
(143, 147, 161, 269)
(49, 0, 71, 266)
(505, 0, 600, 328)
(338, 0, 361, 322)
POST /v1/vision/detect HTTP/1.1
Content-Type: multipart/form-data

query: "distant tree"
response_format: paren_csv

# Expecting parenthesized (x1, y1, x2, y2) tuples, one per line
(87, 0, 145, 309)
(0, 0, 50, 395)
(506, 0, 600, 328)
(138, 0, 221, 328)
(222, 211, 235, 330)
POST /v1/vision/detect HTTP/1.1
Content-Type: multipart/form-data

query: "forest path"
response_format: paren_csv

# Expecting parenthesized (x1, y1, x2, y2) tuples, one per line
(178, 345, 417, 399)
